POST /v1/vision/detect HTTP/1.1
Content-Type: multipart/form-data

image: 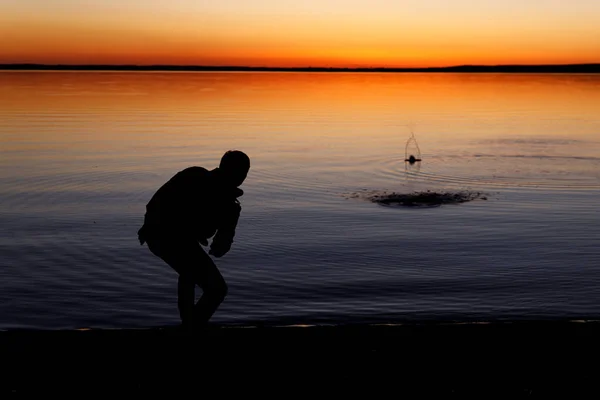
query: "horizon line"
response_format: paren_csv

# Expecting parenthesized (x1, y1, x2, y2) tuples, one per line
(1, 63, 600, 73)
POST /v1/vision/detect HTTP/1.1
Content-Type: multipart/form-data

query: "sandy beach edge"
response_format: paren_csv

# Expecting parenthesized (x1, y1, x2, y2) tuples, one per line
(2, 320, 600, 394)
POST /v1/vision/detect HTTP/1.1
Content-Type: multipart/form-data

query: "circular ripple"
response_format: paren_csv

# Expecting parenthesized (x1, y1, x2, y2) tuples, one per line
(364, 153, 600, 192)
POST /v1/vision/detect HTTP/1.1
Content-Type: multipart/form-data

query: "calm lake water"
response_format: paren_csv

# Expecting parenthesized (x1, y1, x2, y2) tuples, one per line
(1, 71, 599, 330)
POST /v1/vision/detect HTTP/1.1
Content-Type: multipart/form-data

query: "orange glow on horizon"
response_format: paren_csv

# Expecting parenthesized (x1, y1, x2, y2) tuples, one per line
(1, 2, 599, 68)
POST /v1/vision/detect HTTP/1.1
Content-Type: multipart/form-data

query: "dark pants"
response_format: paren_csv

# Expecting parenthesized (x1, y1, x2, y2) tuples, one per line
(146, 235, 228, 328)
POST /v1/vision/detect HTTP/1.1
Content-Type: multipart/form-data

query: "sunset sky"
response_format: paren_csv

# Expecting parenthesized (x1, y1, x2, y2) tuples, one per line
(1, 0, 599, 67)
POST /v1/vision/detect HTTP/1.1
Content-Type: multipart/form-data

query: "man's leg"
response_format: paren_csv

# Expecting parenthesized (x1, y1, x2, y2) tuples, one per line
(177, 274, 196, 328)
(147, 236, 199, 327)
(189, 249, 228, 327)
(147, 236, 227, 327)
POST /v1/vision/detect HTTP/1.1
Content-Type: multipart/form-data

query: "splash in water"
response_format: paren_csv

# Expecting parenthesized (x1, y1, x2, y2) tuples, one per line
(370, 190, 488, 208)
(404, 131, 422, 164)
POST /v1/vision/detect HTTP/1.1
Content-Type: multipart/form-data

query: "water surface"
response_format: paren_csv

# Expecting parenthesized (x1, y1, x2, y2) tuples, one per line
(1, 71, 599, 329)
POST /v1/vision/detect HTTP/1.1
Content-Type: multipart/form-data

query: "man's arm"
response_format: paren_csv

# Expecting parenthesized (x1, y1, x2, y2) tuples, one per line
(209, 200, 241, 257)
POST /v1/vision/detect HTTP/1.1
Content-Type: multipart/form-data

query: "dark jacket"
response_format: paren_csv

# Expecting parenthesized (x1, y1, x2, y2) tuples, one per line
(138, 166, 242, 251)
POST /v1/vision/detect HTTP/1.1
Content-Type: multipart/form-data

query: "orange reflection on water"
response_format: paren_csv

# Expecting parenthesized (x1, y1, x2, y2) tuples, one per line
(1, 71, 599, 155)
(3, 71, 599, 115)
(1, 71, 599, 192)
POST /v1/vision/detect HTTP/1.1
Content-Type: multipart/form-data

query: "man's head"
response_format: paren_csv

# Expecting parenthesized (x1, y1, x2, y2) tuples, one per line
(219, 150, 250, 187)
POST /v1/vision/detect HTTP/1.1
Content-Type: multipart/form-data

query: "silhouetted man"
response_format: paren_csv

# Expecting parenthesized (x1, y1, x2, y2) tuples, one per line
(138, 150, 250, 331)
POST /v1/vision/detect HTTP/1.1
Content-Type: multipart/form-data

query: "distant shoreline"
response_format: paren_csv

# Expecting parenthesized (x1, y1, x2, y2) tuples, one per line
(1, 63, 600, 73)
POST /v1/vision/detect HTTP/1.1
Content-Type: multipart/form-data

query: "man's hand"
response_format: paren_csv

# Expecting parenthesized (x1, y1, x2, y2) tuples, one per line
(137, 226, 146, 245)
(209, 240, 231, 258)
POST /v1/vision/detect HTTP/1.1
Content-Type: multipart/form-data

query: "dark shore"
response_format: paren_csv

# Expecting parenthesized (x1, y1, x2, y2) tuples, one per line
(2, 320, 599, 395)
(1, 63, 600, 73)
